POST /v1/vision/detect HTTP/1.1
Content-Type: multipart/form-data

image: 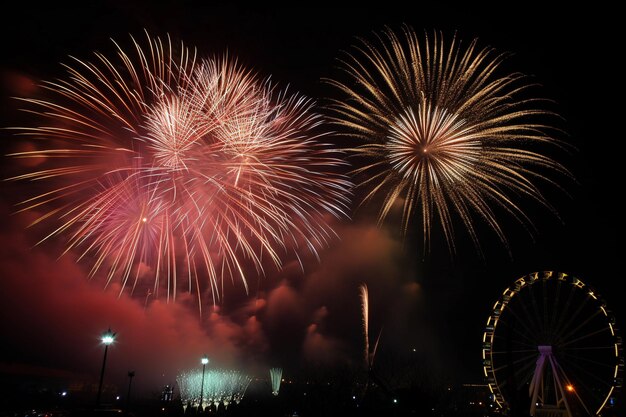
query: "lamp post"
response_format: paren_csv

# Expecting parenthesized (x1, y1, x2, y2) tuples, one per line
(126, 370, 135, 414)
(199, 355, 209, 412)
(96, 328, 116, 407)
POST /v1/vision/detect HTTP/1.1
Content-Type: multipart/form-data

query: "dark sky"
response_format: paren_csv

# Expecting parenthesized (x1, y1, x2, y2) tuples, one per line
(0, 1, 622, 401)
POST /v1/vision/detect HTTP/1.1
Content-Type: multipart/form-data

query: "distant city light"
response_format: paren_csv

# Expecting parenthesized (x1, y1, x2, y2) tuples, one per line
(393, 398, 398, 404)
(116, 395, 120, 400)
(566, 384, 575, 392)
(61, 391, 67, 396)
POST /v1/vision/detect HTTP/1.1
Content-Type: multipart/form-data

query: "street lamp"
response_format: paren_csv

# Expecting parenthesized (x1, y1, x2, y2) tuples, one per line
(126, 370, 135, 414)
(96, 328, 116, 407)
(199, 355, 209, 412)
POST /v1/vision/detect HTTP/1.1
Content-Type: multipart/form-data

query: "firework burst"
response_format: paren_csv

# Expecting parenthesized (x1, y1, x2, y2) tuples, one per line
(6, 32, 351, 308)
(327, 26, 570, 253)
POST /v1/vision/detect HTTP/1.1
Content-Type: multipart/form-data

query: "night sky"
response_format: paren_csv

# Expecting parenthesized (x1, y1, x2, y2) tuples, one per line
(0, 1, 622, 405)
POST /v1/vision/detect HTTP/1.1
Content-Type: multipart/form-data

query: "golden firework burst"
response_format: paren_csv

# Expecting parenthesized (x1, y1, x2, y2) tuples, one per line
(327, 26, 571, 253)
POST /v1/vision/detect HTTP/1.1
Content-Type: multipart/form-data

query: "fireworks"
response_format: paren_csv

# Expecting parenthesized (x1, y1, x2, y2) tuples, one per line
(359, 283, 381, 370)
(360, 284, 370, 367)
(327, 26, 569, 252)
(176, 368, 252, 410)
(269, 367, 283, 396)
(6, 32, 351, 307)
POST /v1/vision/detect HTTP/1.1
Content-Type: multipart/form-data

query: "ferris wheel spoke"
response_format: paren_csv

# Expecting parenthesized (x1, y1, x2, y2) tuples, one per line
(541, 279, 550, 336)
(559, 355, 614, 389)
(554, 359, 607, 413)
(555, 295, 591, 342)
(558, 326, 611, 349)
(491, 348, 538, 354)
(553, 280, 577, 342)
(561, 351, 616, 372)
(539, 278, 555, 334)
(518, 284, 544, 335)
(548, 279, 564, 338)
(515, 360, 536, 386)
(563, 374, 602, 414)
(564, 370, 606, 408)
(491, 352, 538, 373)
(562, 345, 616, 351)
(492, 324, 538, 348)
(499, 303, 541, 343)
(498, 355, 536, 387)
(563, 310, 608, 338)
(528, 281, 544, 333)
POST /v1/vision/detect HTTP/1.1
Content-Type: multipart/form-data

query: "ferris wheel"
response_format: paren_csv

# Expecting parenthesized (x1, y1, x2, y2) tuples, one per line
(483, 271, 623, 416)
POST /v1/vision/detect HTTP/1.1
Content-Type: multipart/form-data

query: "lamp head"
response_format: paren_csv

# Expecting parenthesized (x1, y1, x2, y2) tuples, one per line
(101, 328, 116, 345)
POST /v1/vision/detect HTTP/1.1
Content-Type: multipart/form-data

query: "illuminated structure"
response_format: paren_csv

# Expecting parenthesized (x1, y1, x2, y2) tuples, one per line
(96, 328, 116, 406)
(200, 356, 208, 409)
(161, 384, 174, 402)
(483, 271, 623, 416)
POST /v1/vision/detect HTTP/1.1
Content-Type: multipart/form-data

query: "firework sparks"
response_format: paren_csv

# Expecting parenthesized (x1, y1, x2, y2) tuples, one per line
(6, 32, 351, 308)
(327, 26, 570, 253)
(269, 367, 283, 396)
(359, 283, 381, 370)
(177, 368, 252, 411)
(360, 283, 370, 367)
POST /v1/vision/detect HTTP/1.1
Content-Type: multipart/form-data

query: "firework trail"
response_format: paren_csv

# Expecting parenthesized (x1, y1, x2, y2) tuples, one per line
(358, 283, 382, 405)
(327, 26, 570, 253)
(360, 283, 370, 367)
(359, 283, 381, 370)
(6, 32, 351, 308)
